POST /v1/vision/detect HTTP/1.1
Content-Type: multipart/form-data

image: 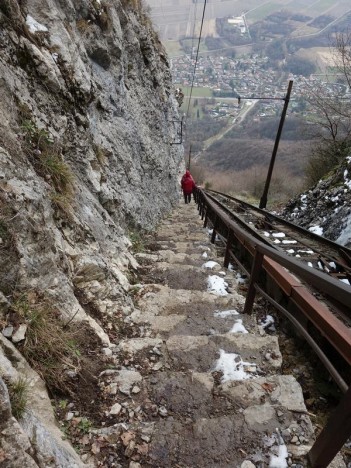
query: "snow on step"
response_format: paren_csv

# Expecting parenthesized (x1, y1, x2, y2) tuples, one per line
(147, 413, 302, 467)
(136, 285, 245, 315)
(131, 305, 256, 338)
(166, 334, 281, 374)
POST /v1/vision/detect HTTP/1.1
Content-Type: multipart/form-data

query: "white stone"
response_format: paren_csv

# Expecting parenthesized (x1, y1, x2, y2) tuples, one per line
(2, 326, 13, 338)
(241, 462, 256, 468)
(65, 412, 74, 421)
(109, 403, 122, 415)
(12, 324, 28, 343)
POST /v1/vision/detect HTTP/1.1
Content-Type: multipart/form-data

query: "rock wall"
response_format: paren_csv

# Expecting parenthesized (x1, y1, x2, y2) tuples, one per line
(282, 155, 351, 247)
(0, 0, 184, 464)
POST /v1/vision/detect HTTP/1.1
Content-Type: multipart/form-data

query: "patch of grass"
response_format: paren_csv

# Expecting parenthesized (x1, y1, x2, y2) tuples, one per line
(58, 399, 68, 410)
(50, 192, 74, 221)
(11, 293, 81, 396)
(7, 377, 29, 419)
(21, 119, 74, 197)
(40, 152, 74, 195)
(0, 219, 9, 242)
(93, 144, 109, 166)
(76, 18, 92, 33)
(78, 417, 92, 433)
(129, 229, 145, 253)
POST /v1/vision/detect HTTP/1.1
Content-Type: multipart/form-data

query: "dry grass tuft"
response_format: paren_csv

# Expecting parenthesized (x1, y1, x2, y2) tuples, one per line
(7, 377, 29, 419)
(11, 293, 81, 395)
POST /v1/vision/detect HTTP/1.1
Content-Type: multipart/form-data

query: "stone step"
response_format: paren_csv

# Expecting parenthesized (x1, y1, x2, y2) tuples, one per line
(146, 240, 212, 254)
(135, 285, 246, 317)
(154, 229, 206, 244)
(131, 306, 257, 338)
(137, 262, 240, 293)
(145, 371, 310, 420)
(147, 411, 312, 467)
(144, 371, 315, 461)
(165, 333, 281, 374)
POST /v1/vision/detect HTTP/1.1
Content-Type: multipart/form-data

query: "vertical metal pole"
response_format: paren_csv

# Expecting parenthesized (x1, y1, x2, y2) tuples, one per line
(243, 248, 264, 315)
(224, 230, 234, 268)
(308, 385, 351, 467)
(188, 145, 192, 171)
(259, 80, 293, 209)
(211, 216, 218, 244)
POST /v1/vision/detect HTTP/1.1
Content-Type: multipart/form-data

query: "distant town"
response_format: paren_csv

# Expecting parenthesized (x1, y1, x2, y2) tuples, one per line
(171, 51, 348, 123)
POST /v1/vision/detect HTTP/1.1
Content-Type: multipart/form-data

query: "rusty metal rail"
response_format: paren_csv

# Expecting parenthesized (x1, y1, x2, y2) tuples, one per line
(206, 188, 351, 279)
(195, 188, 351, 467)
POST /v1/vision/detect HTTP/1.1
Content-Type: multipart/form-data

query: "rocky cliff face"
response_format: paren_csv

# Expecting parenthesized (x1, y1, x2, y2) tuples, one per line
(0, 0, 183, 465)
(282, 156, 351, 248)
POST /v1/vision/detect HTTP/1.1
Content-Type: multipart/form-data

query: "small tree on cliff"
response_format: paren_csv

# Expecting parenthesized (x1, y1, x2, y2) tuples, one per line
(304, 30, 351, 186)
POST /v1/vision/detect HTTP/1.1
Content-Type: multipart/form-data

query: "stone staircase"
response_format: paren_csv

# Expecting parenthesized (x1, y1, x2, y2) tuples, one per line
(110, 202, 344, 467)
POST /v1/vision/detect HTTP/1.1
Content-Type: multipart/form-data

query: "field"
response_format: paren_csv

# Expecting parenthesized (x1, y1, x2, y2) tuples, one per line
(164, 41, 182, 57)
(305, 0, 338, 14)
(246, 3, 282, 23)
(180, 87, 212, 98)
(146, 0, 350, 42)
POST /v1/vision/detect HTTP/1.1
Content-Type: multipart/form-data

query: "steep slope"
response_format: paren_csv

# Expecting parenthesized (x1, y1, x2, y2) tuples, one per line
(282, 156, 351, 247)
(0, 0, 184, 465)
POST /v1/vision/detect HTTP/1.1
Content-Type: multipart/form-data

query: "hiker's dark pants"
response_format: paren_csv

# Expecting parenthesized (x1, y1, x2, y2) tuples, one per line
(184, 192, 191, 204)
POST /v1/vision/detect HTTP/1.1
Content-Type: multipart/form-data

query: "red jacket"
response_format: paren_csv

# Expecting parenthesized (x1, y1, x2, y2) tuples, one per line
(181, 171, 196, 194)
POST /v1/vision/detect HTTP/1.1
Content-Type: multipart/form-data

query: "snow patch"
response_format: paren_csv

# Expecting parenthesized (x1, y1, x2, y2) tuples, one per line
(336, 212, 351, 246)
(269, 442, 288, 467)
(202, 261, 220, 269)
(202, 252, 208, 259)
(230, 319, 248, 334)
(214, 349, 256, 382)
(214, 309, 239, 318)
(207, 275, 228, 296)
(282, 240, 297, 244)
(272, 232, 285, 238)
(340, 278, 350, 285)
(26, 15, 48, 33)
(309, 225, 323, 236)
(260, 315, 275, 330)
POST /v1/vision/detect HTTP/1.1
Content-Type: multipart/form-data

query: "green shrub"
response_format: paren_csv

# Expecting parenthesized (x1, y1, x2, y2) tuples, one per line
(129, 229, 145, 253)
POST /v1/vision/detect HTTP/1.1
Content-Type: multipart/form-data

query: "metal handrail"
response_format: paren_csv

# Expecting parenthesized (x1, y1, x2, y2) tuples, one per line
(195, 188, 351, 467)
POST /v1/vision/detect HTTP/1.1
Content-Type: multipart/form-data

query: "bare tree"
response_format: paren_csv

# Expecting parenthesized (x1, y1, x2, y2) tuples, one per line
(303, 30, 351, 185)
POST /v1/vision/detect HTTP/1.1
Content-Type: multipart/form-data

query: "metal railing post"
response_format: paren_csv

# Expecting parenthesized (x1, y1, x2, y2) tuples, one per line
(308, 385, 351, 467)
(243, 248, 264, 315)
(224, 230, 234, 268)
(211, 216, 218, 244)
